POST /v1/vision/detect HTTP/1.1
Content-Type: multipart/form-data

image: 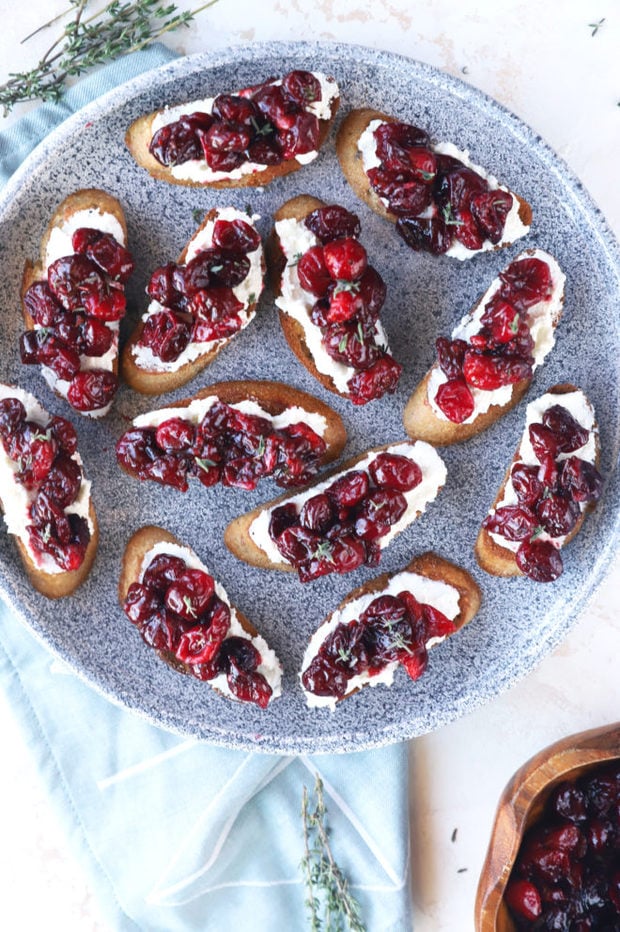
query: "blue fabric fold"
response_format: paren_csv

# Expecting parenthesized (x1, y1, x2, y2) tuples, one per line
(0, 45, 412, 931)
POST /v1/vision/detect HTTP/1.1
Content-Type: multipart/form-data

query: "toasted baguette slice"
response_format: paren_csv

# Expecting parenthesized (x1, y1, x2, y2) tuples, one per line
(122, 207, 265, 395)
(0, 384, 98, 598)
(300, 552, 481, 707)
(21, 188, 130, 417)
(117, 379, 347, 488)
(403, 248, 566, 445)
(475, 384, 601, 578)
(224, 439, 447, 574)
(269, 194, 400, 402)
(125, 73, 340, 189)
(119, 526, 282, 705)
(336, 108, 532, 257)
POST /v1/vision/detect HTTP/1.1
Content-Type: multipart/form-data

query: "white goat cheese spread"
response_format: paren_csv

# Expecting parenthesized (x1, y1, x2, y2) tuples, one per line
(139, 541, 282, 700)
(301, 570, 461, 710)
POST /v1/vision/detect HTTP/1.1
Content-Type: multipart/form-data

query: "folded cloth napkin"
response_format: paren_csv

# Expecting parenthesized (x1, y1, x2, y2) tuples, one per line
(0, 46, 412, 932)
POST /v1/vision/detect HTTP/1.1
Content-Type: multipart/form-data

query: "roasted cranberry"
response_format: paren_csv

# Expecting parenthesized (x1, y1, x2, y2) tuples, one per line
(378, 177, 432, 216)
(39, 339, 81, 381)
(369, 452, 422, 492)
(511, 463, 544, 507)
(551, 783, 588, 823)
(301, 656, 348, 698)
(227, 665, 272, 708)
(422, 603, 455, 640)
(516, 539, 563, 582)
(124, 582, 160, 625)
(155, 418, 195, 452)
(323, 238, 368, 281)
(211, 93, 257, 125)
(542, 406, 589, 454)
(142, 553, 187, 593)
(305, 206, 361, 244)
(139, 609, 176, 651)
(75, 230, 134, 281)
(529, 423, 560, 463)
(141, 309, 192, 362)
(252, 83, 295, 126)
(435, 337, 467, 379)
(396, 215, 453, 254)
(355, 488, 407, 540)
(0, 398, 26, 443)
(327, 470, 369, 511)
(357, 267, 386, 320)
(80, 318, 113, 357)
(435, 166, 488, 212)
(165, 569, 215, 622)
(483, 505, 538, 541)
(202, 121, 252, 155)
(331, 535, 366, 573)
(47, 254, 105, 310)
(348, 354, 402, 405)
(49, 416, 77, 455)
(23, 282, 64, 326)
(452, 208, 485, 251)
(212, 218, 261, 253)
(322, 323, 380, 370)
(536, 493, 580, 538)
(297, 246, 331, 297)
(400, 648, 429, 681)
(282, 69, 321, 105)
(247, 136, 282, 165)
(320, 621, 369, 675)
(217, 636, 261, 673)
(189, 284, 243, 320)
(374, 121, 430, 161)
(463, 350, 531, 389)
(505, 879, 542, 921)
(327, 286, 365, 324)
(470, 190, 513, 244)
(67, 369, 117, 412)
(299, 493, 333, 532)
(276, 525, 321, 564)
(499, 257, 553, 308)
(149, 112, 213, 166)
(279, 111, 320, 157)
(435, 378, 475, 423)
(482, 298, 520, 343)
(39, 453, 81, 507)
(559, 458, 603, 504)
(147, 262, 184, 307)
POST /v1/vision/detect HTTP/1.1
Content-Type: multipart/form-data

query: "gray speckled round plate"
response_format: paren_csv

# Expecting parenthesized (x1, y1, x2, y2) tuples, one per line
(0, 42, 618, 753)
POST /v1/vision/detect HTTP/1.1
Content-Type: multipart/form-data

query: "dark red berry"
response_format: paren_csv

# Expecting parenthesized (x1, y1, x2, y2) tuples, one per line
(559, 457, 603, 504)
(297, 246, 331, 297)
(483, 505, 538, 541)
(322, 238, 368, 282)
(542, 405, 589, 454)
(66, 369, 118, 412)
(212, 218, 261, 253)
(435, 378, 475, 423)
(516, 539, 563, 582)
(348, 354, 402, 405)
(305, 206, 361, 243)
(369, 452, 422, 492)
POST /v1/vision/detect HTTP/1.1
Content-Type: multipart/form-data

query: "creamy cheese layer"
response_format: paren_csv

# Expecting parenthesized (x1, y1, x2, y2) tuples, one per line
(487, 389, 598, 553)
(300, 569, 461, 710)
(132, 207, 264, 373)
(140, 541, 282, 701)
(0, 385, 93, 574)
(274, 216, 390, 393)
(40, 207, 126, 418)
(427, 249, 565, 424)
(248, 441, 447, 565)
(357, 119, 530, 260)
(151, 73, 339, 183)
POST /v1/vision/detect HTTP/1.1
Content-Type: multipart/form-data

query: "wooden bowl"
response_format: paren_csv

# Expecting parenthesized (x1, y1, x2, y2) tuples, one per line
(475, 722, 620, 931)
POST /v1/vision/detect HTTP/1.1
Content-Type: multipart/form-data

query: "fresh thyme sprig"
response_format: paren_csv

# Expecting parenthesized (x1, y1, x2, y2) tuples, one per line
(301, 775, 366, 932)
(0, 0, 221, 116)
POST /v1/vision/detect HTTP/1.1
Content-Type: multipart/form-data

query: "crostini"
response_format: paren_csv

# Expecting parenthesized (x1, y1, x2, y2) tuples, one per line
(122, 207, 265, 394)
(116, 379, 347, 492)
(269, 195, 402, 405)
(300, 552, 481, 708)
(475, 384, 603, 582)
(119, 526, 282, 708)
(126, 70, 340, 188)
(19, 189, 134, 417)
(224, 440, 447, 582)
(336, 108, 532, 259)
(403, 249, 566, 444)
(0, 385, 98, 597)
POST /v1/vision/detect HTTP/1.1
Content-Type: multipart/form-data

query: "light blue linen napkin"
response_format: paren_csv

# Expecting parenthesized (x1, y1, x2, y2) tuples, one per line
(0, 46, 412, 931)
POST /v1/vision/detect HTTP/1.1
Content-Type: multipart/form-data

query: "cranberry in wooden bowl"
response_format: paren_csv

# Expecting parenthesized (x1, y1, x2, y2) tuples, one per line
(475, 724, 620, 931)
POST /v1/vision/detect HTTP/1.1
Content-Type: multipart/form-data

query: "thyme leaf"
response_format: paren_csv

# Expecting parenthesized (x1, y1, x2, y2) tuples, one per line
(588, 17, 605, 36)
(312, 540, 334, 563)
(195, 456, 216, 471)
(442, 203, 464, 227)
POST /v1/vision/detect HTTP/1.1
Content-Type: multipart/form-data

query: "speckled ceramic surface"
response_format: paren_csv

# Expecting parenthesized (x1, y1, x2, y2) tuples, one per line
(0, 42, 618, 753)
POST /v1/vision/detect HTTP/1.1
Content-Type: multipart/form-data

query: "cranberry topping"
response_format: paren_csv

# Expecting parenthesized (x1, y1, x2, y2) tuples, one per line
(269, 449, 422, 582)
(123, 551, 272, 706)
(1, 397, 90, 571)
(291, 204, 401, 404)
(117, 400, 327, 493)
(505, 763, 620, 929)
(365, 119, 517, 254)
(302, 582, 452, 699)
(20, 228, 132, 414)
(138, 216, 259, 365)
(149, 71, 328, 172)
(483, 401, 602, 583)
(431, 256, 555, 422)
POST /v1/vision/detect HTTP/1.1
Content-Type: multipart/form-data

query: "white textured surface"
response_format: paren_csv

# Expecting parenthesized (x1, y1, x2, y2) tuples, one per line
(0, 1, 618, 930)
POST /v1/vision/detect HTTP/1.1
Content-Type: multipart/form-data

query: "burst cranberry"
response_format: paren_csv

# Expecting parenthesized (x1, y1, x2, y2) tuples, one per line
(39, 453, 81, 507)
(435, 378, 475, 423)
(435, 166, 488, 211)
(516, 539, 563, 582)
(153, 418, 194, 452)
(142, 554, 187, 593)
(302, 656, 348, 698)
(354, 488, 407, 540)
(529, 423, 560, 463)
(327, 470, 369, 511)
(470, 190, 513, 243)
(202, 122, 252, 154)
(559, 457, 603, 504)
(149, 112, 213, 165)
(297, 246, 331, 297)
(147, 262, 183, 306)
(189, 285, 243, 321)
(299, 494, 333, 532)
(511, 463, 544, 506)
(401, 649, 429, 681)
(38, 339, 81, 381)
(326, 286, 364, 324)
(499, 257, 553, 308)
(536, 493, 580, 538)
(542, 405, 589, 454)
(322, 323, 380, 370)
(463, 350, 531, 390)
(217, 636, 261, 673)
(483, 505, 538, 541)
(0, 398, 26, 443)
(305, 206, 361, 243)
(374, 121, 430, 160)
(211, 94, 257, 125)
(323, 238, 368, 281)
(67, 369, 118, 412)
(374, 177, 432, 216)
(435, 337, 467, 379)
(505, 879, 542, 921)
(23, 282, 64, 326)
(165, 569, 215, 621)
(276, 525, 321, 564)
(482, 298, 520, 343)
(81, 318, 113, 356)
(370, 453, 422, 491)
(141, 309, 192, 362)
(396, 215, 454, 254)
(282, 69, 321, 105)
(357, 267, 386, 319)
(348, 354, 402, 405)
(331, 536, 366, 573)
(47, 254, 105, 310)
(252, 83, 294, 125)
(453, 208, 484, 251)
(76, 230, 134, 281)
(212, 218, 261, 253)
(124, 582, 160, 625)
(280, 111, 320, 157)
(268, 503, 298, 539)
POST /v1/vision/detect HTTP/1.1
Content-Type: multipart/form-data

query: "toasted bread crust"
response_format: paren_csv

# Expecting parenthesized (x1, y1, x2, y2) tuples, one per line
(125, 94, 339, 189)
(305, 552, 481, 703)
(119, 525, 259, 679)
(474, 384, 601, 577)
(224, 440, 445, 571)
(121, 208, 266, 395)
(21, 190, 128, 406)
(336, 107, 532, 233)
(403, 250, 565, 445)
